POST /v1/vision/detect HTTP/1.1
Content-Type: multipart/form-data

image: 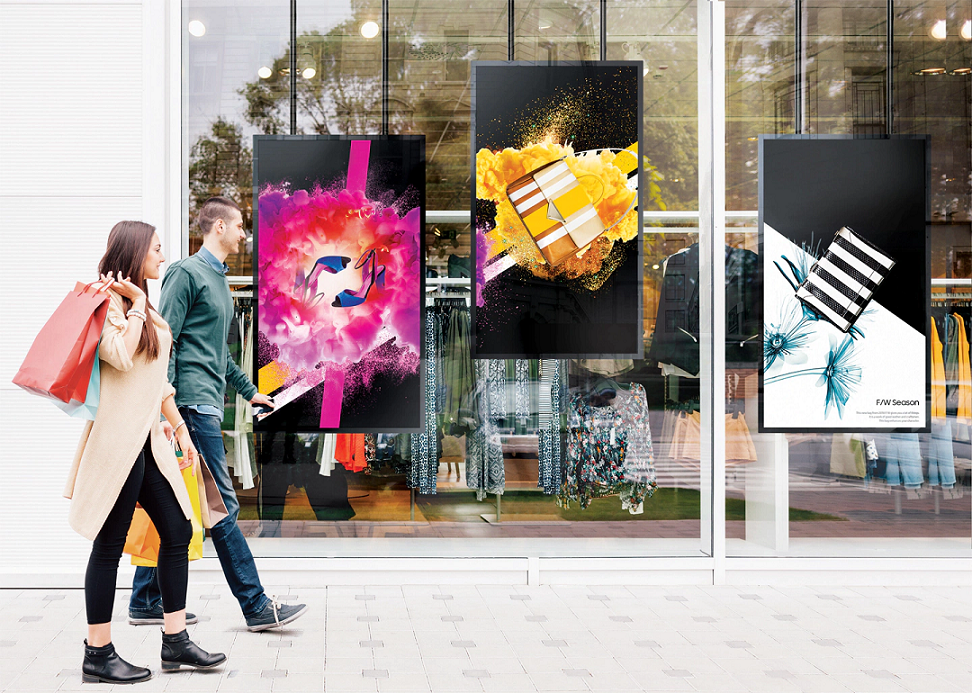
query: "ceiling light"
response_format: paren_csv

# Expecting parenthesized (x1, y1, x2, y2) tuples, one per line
(360, 21, 380, 39)
(930, 19, 947, 40)
(962, 20, 971, 40)
(951, 67, 971, 74)
(302, 67, 317, 79)
(257, 66, 272, 79)
(188, 20, 206, 37)
(538, 9, 553, 30)
(915, 66, 946, 75)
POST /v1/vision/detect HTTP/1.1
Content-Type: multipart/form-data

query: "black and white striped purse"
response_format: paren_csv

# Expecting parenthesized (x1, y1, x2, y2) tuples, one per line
(796, 226, 895, 333)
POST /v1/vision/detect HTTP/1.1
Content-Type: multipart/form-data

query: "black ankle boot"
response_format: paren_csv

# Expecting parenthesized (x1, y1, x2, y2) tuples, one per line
(160, 629, 226, 671)
(82, 640, 152, 684)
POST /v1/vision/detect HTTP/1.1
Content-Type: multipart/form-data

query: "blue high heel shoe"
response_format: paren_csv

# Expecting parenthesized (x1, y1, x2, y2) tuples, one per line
(332, 249, 386, 308)
(295, 256, 351, 306)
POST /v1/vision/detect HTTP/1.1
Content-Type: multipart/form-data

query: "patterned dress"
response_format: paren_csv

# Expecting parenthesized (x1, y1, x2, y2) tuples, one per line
(560, 383, 656, 512)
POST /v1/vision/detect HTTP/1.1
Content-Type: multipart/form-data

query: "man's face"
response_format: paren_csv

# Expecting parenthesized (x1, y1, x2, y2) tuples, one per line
(220, 209, 246, 255)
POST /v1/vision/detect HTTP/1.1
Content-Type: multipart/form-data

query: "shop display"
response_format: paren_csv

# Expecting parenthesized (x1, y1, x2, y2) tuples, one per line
(560, 381, 657, 513)
(253, 136, 425, 433)
(472, 62, 643, 358)
(647, 243, 760, 375)
(759, 136, 930, 432)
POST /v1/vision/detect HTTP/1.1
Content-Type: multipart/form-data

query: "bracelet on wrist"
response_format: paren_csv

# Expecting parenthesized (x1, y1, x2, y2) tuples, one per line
(126, 308, 147, 322)
(173, 420, 187, 435)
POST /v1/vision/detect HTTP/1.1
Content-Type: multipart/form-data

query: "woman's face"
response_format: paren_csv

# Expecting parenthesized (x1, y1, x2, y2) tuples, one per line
(143, 233, 165, 280)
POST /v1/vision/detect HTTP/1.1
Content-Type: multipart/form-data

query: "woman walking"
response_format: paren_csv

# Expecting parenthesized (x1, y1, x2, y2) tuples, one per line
(66, 221, 225, 684)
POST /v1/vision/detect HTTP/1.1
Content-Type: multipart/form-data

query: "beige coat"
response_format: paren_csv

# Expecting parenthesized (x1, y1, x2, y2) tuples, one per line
(64, 290, 193, 540)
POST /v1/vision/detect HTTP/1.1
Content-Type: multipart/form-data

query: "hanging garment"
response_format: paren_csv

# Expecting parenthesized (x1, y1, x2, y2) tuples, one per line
(931, 317, 947, 420)
(671, 411, 701, 460)
(317, 434, 337, 476)
(561, 388, 655, 512)
(439, 300, 476, 435)
(955, 313, 972, 427)
(830, 433, 866, 478)
(664, 410, 756, 463)
(725, 413, 758, 463)
(226, 313, 255, 489)
(514, 359, 532, 434)
(945, 315, 960, 414)
(335, 434, 367, 473)
(882, 433, 924, 488)
(364, 434, 377, 463)
(538, 359, 566, 495)
(926, 420, 956, 488)
(613, 384, 656, 486)
(410, 308, 439, 494)
(648, 244, 760, 375)
(466, 359, 506, 500)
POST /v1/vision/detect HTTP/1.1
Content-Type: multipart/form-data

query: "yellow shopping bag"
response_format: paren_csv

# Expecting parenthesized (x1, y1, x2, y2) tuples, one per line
(125, 459, 204, 566)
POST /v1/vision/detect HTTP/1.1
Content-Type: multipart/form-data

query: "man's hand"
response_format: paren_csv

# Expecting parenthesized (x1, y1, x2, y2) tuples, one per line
(250, 393, 275, 410)
(162, 420, 174, 441)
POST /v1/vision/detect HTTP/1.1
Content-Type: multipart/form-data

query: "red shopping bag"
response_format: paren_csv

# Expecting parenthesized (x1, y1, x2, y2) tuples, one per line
(12, 281, 112, 404)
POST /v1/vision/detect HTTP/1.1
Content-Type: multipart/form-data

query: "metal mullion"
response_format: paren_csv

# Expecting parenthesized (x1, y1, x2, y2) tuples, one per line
(382, 0, 389, 134)
(600, 0, 607, 60)
(886, 0, 893, 134)
(794, 0, 802, 133)
(508, 0, 514, 60)
(290, 0, 296, 134)
(698, 0, 727, 581)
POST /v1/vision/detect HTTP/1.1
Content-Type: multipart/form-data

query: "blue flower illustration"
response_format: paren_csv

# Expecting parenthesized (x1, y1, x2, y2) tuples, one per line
(764, 334, 862, 420)
(764, 299, 813, 371)
(817, 334, 862, 419)
(774, 252, 824, 324)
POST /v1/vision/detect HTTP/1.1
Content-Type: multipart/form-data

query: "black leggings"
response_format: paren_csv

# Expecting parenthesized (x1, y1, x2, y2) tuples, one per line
(85, 438, 192, 624)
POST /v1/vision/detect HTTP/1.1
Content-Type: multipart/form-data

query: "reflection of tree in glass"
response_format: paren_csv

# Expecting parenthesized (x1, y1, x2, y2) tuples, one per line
(236, 29, 462, 210)
(726, 2, 795, 210)
(188, 118, 253, 237)
(239, 31, 381, 136)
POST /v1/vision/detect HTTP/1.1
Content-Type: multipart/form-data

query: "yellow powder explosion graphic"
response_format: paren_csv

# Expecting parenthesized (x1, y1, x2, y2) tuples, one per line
(477, 139, 637, 288)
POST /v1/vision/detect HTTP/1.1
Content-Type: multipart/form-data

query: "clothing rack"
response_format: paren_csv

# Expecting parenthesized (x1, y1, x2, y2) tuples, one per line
(426, 276, 470, 306)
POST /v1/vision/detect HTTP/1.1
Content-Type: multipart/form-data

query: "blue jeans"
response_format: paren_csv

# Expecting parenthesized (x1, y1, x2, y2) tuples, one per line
(926, 420, 956, 488)
(130, 408, 270, 618)
(883, 433, 924, 488)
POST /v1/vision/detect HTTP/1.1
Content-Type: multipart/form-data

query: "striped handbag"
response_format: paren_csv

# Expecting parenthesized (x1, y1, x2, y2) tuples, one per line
(506, 159, 606, 266)
(796, 226, 895, 332)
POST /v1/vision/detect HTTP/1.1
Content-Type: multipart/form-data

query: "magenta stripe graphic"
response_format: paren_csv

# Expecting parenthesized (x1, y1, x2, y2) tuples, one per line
(347, 140, 371, 193)
(319, 367, 346, 429)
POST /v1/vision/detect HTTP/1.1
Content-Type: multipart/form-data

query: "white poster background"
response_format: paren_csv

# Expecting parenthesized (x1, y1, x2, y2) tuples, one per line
(763, 224, 926, 430)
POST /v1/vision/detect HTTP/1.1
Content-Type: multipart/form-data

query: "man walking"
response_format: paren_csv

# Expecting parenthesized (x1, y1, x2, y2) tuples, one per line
(128, 196, 307, 632)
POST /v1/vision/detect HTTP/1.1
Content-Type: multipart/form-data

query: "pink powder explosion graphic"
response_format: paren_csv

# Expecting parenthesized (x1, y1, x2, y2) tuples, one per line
(256, 139, 422, 430)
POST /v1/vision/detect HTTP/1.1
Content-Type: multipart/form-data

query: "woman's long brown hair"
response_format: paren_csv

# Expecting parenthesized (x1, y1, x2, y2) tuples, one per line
(98, 221, 161, 360)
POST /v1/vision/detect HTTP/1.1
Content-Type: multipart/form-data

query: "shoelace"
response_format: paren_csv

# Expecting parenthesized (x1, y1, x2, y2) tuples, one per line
(268, 597, 283, 626)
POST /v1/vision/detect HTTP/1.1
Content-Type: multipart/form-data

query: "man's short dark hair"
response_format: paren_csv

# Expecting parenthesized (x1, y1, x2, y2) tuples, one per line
(198, 196, 242, 235)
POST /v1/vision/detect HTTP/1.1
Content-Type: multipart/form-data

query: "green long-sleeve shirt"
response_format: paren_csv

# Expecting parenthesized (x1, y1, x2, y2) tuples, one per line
(160, 253, 257, 412)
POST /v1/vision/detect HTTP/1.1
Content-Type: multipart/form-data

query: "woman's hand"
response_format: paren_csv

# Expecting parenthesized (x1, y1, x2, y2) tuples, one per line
(92, 272, 116, 292)
(111, 274, 147, 308)
(175, 427, 198, 475)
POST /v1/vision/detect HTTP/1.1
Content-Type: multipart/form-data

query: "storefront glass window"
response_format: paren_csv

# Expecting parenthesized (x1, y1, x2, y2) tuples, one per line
(184, 0, 970, 556)
(728, 0, 971, 556)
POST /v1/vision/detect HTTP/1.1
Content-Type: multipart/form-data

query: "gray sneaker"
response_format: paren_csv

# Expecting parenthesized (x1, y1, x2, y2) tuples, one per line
(245, 600, 308, 632)
(128, 604, 199, 626)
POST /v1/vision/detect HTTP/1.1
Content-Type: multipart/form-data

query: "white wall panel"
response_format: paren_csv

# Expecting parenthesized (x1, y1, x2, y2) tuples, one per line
(0, 3, 143, 197)
(0, 1, 145, 579)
